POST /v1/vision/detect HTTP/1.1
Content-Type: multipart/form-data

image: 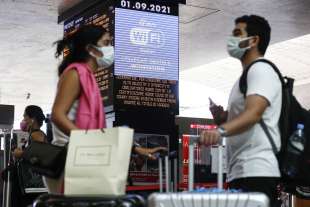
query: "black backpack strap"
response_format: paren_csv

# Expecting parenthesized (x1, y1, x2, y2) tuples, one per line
(240, 59, 285, 155)
(260, 120, 278, 154)
(239, 59, 285, 98)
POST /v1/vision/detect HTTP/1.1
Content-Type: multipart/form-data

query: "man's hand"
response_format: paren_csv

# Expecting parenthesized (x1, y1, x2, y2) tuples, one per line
(200, 129, 221, 146)
(210, 105, 227, 125)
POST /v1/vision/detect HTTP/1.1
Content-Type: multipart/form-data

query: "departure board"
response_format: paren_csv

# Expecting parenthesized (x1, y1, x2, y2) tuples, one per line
(63, 1, 115, 110)
(114, 5, 179, 113)
(116, 0, 179, 15)
(63, 0, 179, 113)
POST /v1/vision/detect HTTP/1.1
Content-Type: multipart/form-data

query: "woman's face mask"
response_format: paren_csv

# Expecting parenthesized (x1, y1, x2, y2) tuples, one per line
(226, 36, 253, 59)
(20, 120, 28, 132)
(90, 46, 114, 68)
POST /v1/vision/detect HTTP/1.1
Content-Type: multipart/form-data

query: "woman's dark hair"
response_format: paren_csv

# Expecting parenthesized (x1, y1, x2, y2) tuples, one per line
(235, 15, 271, 55)
(25, 105, 46, 127)
(54, 25, 108, 76)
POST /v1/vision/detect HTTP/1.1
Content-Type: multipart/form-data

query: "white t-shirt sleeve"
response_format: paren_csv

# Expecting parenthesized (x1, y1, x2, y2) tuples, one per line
(246, 62, 281, 105)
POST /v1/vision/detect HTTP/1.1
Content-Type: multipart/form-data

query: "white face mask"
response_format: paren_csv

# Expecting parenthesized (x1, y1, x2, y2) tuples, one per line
(227, 36, 252, 59)
(91, 46, 114, 68)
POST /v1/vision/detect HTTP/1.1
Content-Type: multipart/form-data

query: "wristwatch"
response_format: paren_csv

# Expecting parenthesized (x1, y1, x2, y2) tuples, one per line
(217, 126, 227, 137)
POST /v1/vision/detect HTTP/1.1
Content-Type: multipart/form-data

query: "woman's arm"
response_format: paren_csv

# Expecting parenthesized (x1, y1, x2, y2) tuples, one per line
(51, 69, 81, 136)
(134, 146, 167, 160)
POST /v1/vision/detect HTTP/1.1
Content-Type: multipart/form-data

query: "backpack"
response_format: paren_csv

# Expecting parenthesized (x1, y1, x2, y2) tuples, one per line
(239, 59, 310, 188)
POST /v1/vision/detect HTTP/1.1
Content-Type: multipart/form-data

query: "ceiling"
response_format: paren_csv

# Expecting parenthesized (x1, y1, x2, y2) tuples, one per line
(0, 0, 310, 126)
(0, 0, 62, 127)
(180, 34, 310, 118)
(180, 0, 310, 69)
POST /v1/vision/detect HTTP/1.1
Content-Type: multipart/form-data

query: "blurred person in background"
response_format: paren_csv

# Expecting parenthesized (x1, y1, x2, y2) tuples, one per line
(13, 105, 47, 158)
(9, 105, 47, 207)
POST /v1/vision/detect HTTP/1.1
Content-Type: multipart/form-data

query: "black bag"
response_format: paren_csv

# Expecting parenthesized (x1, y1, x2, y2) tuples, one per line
(33, 193, 145, 207)
(239, 59, 310, 187)
(22, 141, 67, 178)
(16, 161, 46, 194)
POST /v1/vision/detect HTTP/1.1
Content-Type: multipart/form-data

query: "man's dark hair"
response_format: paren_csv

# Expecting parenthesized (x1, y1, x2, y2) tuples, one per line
(235, 15, 271, 55)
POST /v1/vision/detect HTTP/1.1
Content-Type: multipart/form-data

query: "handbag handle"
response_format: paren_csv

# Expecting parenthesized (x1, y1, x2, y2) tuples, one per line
(84, 128, 105, 134)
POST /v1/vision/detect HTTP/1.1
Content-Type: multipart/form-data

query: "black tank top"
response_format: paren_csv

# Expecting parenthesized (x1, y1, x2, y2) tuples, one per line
(25, 129, 47, 148)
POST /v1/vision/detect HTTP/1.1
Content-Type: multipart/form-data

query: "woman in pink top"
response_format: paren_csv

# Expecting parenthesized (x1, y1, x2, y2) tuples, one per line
(47, 25, 166, 194)
(52, 25, 113, 135)
(46, 25, 113, 194)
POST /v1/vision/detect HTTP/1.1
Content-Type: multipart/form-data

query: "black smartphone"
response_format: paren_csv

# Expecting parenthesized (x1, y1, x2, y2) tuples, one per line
(209, 97, 216, 107)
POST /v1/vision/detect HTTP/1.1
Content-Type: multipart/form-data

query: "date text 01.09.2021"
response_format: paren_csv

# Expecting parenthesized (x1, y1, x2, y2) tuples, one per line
(120, 0, 172, 14)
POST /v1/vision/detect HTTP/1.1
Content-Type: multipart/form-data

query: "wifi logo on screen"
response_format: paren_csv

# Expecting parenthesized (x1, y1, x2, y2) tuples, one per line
(130, 27, 165, 48)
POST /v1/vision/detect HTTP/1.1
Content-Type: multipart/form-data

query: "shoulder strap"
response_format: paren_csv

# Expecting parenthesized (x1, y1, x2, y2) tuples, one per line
(239, 59, 285, 155)
(239, 59, 285, 98)
(260, 120, 278, 154)
(28, 129, 40, 140)
(29, 129, 47, 143)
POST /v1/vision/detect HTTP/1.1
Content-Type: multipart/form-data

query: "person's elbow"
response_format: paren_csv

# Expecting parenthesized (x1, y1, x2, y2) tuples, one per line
(51, 107, 65, 127)
(248, 109, 264, 124)
(244, 95, 269, 125)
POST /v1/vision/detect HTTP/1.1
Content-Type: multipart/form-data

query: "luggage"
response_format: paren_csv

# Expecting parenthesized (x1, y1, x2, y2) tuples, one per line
(33, 194, 145, 207)
(148, 135, 270, 207)
(148, 192, 269, 207)
(186, 135, 225, 190)
(16, 161, 47, 194)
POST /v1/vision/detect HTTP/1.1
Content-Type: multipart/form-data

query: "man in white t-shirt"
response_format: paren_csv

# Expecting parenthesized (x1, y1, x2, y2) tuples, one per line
(200, 15, 281, 207)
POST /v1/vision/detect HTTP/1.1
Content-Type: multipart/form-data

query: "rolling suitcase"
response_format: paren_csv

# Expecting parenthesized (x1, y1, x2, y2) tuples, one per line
(148, 192, 269, 207)
(33, 193, 145, 207)
(148, 135, 270, 207)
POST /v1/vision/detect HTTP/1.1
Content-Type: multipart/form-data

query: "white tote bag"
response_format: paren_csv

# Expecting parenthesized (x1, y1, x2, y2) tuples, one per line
(64, 127, 133, 196)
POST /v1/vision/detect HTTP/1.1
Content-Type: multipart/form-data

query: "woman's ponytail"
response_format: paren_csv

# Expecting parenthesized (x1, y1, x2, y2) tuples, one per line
(54, 36, 75, 76)
(54, 37, 70, 58)
(54, 25, 107, 76)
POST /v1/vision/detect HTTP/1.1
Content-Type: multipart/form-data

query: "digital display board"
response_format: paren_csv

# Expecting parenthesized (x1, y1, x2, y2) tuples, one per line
(116, 0, 179, 15)
(115, 7, 179, 81)
(58, 0, 183, 22)
(63, 1, 115, 111)
(115, 76, 178, 112)
(63, 1, 179, 113)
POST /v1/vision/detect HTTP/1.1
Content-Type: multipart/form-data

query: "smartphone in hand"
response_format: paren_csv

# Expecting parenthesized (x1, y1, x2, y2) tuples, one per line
(209, 97, 224, 124)
(209, 97, 216, 107)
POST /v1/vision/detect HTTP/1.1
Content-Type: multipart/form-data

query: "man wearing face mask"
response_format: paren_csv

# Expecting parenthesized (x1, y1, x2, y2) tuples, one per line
(200, 15, 281, 206)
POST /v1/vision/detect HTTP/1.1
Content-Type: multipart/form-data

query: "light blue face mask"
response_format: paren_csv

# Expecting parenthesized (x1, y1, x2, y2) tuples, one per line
(227, 36, 252, 59)
(91, 46, 115, 68)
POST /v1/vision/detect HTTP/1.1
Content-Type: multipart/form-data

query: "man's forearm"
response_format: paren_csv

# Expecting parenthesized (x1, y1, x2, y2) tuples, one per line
(220, 109, 261, 137)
